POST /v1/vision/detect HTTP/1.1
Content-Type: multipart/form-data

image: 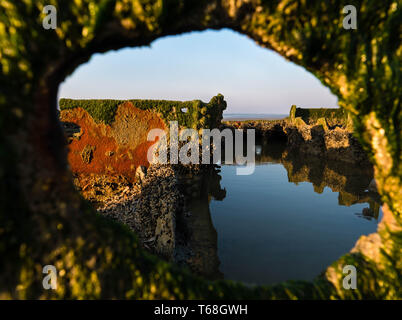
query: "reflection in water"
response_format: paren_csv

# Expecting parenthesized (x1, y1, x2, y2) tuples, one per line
(177, 139, 381, 284)
(175, 167, 226, 280)
(253, 140, 381, 219)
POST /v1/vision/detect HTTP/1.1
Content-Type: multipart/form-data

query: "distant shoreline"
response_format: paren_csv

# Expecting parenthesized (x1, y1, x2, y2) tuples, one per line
(223, 113, 287, 121)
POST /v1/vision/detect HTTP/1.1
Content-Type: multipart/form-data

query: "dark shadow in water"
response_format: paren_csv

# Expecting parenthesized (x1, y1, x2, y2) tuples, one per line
(175, 167, 226, 280)
(178, 139, 382, 280)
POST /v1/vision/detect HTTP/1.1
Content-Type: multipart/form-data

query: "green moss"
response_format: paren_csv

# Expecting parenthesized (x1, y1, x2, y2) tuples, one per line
(59, 94, 226, 129)
(292, 116, 306, 128)
(289, 105, 297, 120)
(0, 0, 401, 300)
(294, 107, 348, 125)
(316, 117, 329, 132)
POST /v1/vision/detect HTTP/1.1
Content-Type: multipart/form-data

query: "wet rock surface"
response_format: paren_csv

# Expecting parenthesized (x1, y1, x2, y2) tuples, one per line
(76, 165, 183, 260)
(73, 162, 225, 279)
(222, 119, 370, 166)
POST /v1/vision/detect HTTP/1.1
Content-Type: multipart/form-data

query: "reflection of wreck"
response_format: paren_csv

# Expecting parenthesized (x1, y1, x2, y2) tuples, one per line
(224, 138, 382, 219)
(174, 139, 382, 280)
(280, 151, 381, 219)
(174, 166, 226, 280)
(355, 203, 381, 220)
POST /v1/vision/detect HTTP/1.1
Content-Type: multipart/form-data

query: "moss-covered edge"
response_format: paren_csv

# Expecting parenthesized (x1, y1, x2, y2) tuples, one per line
(59, 94, 227, 130)
(292, 107, 348, 124)
(0, 0, 400, 300)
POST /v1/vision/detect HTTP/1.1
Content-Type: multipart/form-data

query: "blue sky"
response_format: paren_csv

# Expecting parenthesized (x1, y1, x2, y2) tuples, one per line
(58, 29, 338, 114)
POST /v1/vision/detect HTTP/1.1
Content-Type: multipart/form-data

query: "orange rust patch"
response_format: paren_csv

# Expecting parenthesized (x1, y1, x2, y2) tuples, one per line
(60, 102, 166, 181)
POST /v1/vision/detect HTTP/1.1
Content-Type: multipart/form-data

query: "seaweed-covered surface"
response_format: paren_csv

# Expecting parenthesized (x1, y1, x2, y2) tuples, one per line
(293, 107, 348, 125)
(0, 1, 401, 299)
(60, 94, 226, 129)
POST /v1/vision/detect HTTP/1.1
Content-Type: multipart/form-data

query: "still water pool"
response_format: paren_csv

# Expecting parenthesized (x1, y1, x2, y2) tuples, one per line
(184, 142, 381, 285)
